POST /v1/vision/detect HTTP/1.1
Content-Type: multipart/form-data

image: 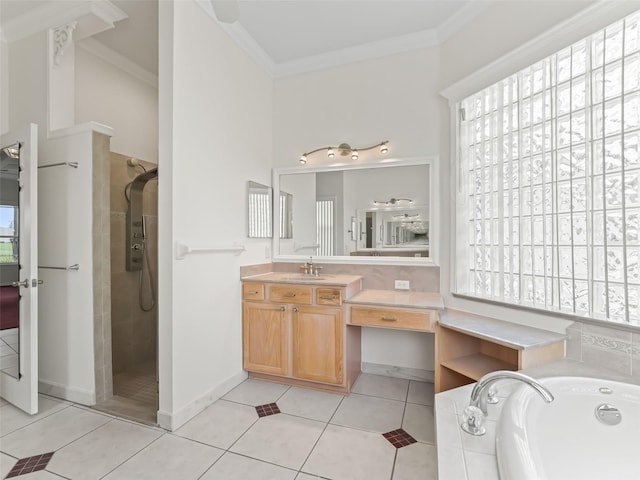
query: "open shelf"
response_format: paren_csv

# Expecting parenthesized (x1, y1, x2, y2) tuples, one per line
(440, 353, 515, 381)
(435, 317, 565, 393)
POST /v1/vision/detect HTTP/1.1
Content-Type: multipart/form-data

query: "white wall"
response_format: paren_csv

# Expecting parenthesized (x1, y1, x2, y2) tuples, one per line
(273, 47, 441, 167)
(274, 50, 440, 373)
(158, 0, 273, 429)
(0, 31, 8, 136)
(75, 47, 158, 163)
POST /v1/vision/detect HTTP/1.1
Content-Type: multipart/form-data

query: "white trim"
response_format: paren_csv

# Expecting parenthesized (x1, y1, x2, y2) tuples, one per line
(157, 370, 247, 431)
(77, 38, 159, 88)
(194, 0, 276, 76)
(435, 0, 495, 44)
(47, 121, 114, 140)
(440, 0, 640, 102)
(1, 0, 127, 44)
(195, 0, 490, 79)
(274, 29, 440, 78)
(38, 379, 96, 406)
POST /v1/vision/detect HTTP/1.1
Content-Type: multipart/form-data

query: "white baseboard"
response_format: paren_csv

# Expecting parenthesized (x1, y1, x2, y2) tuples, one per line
(361, 362, 434, 383)
(38, 379, 96, 405)
(158, 370, 248, 431)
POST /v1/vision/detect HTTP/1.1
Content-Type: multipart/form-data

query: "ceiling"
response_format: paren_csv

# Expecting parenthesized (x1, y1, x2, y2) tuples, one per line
(0, 0, 488, 77)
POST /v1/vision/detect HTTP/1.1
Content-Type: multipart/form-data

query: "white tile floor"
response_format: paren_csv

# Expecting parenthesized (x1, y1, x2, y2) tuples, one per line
(0, 328, 19, 378)
(0, 374, 437, 479)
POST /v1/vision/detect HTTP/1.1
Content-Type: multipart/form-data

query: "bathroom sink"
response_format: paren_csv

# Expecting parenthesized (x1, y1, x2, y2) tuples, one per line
(280, 274, 333, 282)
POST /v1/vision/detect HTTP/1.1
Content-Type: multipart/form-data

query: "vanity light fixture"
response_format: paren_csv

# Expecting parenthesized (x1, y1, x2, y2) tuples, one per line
(393, 213, 420, 220)
(299, 141, 389, 164)
(373, 197, 413, 207)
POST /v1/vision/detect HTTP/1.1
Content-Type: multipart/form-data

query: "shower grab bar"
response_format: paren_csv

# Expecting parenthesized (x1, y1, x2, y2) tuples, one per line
(38, 264, 80, 271)
(38, 162, 79, 169)
(176, 242, 245, 260)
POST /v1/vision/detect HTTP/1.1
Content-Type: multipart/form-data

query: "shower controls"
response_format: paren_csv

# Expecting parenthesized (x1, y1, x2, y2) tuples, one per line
(126, 167, 157, 271)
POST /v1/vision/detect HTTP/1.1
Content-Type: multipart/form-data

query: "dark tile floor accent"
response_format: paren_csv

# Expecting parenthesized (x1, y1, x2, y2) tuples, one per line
(255, 402, 281, 417)
(6, 452, 54, 478)
(383, 429, 417, 448)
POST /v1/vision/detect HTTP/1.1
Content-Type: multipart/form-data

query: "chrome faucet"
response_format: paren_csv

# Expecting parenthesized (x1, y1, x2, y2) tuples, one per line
(300, 257, 322, 276)
(461, 370, 554, 436)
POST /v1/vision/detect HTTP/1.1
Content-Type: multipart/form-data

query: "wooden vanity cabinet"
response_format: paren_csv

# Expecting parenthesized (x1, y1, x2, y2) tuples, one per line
(242, 302, 288, 375)
(241, 279, 361, 393)
(292, 306, 343, 384)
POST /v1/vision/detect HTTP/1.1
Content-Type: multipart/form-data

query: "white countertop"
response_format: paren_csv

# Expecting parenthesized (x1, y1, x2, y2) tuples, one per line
(440, 309, 567, 350)
(346, 289, 444, 309)
(434, 359, 640, 480)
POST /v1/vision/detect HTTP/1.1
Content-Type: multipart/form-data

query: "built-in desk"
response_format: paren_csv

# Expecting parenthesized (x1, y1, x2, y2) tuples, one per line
(435, 310, 566, 392)
(346, 289, 443, 332)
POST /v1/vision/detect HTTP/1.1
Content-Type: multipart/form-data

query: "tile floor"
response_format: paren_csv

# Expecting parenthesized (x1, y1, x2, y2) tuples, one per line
(0, 373, 438, 479)
(0, 328, 19, 378)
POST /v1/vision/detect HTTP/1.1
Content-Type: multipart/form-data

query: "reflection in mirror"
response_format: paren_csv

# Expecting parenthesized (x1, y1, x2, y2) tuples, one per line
(0, 142, 20, 378)
(247, 181, 273, 238)
(247, 181, 293, 239)
(276, 162, 431, 260)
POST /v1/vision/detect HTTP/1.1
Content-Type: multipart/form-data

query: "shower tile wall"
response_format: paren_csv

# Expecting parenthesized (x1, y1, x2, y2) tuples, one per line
(110, 153, 158, 375)
(93, 132, 113, 402)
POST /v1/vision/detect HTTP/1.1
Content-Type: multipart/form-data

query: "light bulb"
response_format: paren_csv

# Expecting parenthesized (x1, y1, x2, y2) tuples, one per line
(351, 150, 358, 160)
(300, 154, 307, 164)
(380, 143, 389, 154)
(327, 148, 335, 158)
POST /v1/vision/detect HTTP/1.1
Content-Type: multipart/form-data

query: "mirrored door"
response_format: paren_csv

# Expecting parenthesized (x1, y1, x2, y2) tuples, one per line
(0, 124, 39, 414)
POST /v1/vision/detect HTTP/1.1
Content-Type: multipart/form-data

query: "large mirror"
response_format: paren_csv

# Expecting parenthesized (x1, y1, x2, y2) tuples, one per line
(0, 143, 20, 378)
(273, 157, 437, 264)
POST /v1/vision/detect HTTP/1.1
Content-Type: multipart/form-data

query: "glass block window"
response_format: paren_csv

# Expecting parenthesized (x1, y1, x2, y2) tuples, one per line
(456, 10, 640, 325)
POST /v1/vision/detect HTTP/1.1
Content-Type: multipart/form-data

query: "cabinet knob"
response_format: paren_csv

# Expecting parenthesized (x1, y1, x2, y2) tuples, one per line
(280, 306, 286, 311)
(283, 292, 297, 298)
(320, 294, 337, 300)
(247, 290, 259, 295)
(293, 307, 298, 312)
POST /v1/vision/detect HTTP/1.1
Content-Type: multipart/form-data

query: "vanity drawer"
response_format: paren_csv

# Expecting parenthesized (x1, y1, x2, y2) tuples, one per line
(317, 288, 342, 306)
(269, 285, 313, 304)
(243, 283, 265, 301)
(350, 306, 435, 332)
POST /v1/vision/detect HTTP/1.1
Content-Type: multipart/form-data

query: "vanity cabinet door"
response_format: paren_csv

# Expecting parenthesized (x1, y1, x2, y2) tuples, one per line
(243, 303, 288, 376)
(292, 306, 343, 385)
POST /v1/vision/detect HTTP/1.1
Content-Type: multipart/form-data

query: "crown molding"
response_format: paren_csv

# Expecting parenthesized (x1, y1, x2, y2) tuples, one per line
(76, 37, 159, 88)
(435, 0, 495, 44)
(1, 0, 127, 44)
(196, 0, 491, 79)
(274, 28, 440, 78)
(195, 0, 276, 76)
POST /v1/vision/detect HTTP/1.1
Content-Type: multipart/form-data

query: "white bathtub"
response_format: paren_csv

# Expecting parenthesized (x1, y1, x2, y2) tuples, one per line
(496, 376, 640, 480)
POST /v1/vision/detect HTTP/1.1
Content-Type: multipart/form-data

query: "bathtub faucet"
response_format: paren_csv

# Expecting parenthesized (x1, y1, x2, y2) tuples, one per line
(461, 370, 554, 436)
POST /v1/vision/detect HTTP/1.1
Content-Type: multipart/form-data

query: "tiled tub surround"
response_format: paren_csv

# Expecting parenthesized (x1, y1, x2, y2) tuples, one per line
(434, 359, 640, 480)
(565, 321, 640, 382)
(1, 373, 437, 480)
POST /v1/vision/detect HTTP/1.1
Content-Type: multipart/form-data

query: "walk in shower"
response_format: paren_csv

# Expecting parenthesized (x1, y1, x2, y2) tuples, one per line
(95, 153, 158, 424)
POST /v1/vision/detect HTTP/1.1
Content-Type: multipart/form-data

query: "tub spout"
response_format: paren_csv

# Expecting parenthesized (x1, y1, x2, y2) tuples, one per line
(461, 370, 554, 436)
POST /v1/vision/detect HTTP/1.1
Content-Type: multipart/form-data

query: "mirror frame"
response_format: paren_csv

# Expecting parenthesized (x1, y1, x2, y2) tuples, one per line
(272, 156, 439, 266)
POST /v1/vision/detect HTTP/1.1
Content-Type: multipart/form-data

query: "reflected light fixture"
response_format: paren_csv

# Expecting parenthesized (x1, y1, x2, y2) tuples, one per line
(373, 197, 413, 207)
(299, 141, 389, 164)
